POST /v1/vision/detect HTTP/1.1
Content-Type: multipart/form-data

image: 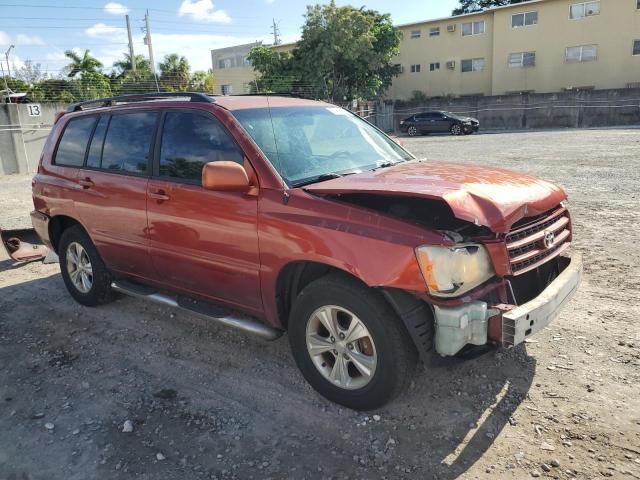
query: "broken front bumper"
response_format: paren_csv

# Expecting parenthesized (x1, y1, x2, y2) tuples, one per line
(502, 253, 582, 347)
(433, 253, 582, 356)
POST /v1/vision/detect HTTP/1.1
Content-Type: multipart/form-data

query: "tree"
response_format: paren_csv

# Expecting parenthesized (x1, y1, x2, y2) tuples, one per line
(453, 0, 525, 15)
(293, 2, 401, 101)
(159, 53, 190, 91)
(15, 60, 46, 85)
(189, 69, 214, 93)
(112, 54, 151, 77)
(73, 71, 112, 100)
(247, 46, 295, 94)
(64, 49, 103, 78)
(248, 2, 401, 101)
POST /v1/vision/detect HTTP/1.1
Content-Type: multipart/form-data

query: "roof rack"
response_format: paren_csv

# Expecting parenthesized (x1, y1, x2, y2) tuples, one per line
(66, 92, 215, 113)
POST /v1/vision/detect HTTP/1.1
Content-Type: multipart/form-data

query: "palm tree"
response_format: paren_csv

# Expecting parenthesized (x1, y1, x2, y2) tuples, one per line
(159, 53, 190, 91)
(64, 49, 103, 78)
(113, 54, 151, 77)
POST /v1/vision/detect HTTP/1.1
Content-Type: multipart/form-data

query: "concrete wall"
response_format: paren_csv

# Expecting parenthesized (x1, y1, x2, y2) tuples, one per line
(0, 103, 63, 175)
(375, 88, 640, 132)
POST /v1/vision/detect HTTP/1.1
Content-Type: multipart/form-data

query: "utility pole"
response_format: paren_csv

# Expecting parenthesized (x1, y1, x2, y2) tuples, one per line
(5, 44, 14, 79)
(125, 15, 136, 72)
(143, 11, 159, 91)
(271, 18, 281, 45)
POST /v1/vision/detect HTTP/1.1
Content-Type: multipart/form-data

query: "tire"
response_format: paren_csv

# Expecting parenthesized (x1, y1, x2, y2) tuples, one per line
(288, 273, 418, 410)
(450, 124, 463, 136)
(407, 125, 418, 137)
(59, 225, 114, 307)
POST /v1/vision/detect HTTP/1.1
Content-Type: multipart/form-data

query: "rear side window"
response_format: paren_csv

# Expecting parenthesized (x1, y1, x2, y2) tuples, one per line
(54, 116, 97, 167)
(101, 112, 158, 174)
(159, 111, 244, 182)
(86, 115, 109, 168)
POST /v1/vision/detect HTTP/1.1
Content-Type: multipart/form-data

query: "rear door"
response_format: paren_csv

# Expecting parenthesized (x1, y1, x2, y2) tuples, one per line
(74, 110, 158, 279)
(146, 109, 262, 313)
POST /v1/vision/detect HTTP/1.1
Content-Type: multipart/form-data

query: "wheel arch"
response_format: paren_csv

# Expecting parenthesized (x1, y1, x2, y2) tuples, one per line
(48, 215, 86, 254)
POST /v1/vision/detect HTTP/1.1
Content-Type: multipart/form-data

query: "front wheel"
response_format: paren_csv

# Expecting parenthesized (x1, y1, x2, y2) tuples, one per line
(288, 274, 417, 410)
(450, 124, 463, 136)
(407, 125, 418, 137)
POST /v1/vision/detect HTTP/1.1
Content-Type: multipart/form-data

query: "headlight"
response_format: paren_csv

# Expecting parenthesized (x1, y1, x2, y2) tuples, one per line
(415, 244, 495, 297)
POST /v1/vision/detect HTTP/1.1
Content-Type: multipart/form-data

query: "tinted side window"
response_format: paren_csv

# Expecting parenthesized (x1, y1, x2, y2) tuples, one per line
(101, 112, 157, 174)
(54, 116, 97, 167)
(86, 115, 109, 168)
(159, 111, 244, 182)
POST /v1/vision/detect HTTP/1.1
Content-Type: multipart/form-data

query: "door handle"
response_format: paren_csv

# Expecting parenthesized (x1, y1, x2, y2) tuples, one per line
(149, 189, 170, 202)
(78, 177, 93, 189)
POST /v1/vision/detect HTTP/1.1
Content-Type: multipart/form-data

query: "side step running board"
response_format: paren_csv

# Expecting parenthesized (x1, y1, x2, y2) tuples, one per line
(111, 281, 283, 341)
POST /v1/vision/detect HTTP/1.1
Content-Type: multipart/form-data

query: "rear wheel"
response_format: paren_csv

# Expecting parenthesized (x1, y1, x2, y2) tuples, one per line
(450, 124, 463, 136)
(59, 225, 114, 306)
(288, 274, 417, 410)
(407, 125, 418, 137)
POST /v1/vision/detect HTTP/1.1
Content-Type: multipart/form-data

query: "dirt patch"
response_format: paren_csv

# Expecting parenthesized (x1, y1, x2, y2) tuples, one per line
(1, 129, 639, 479)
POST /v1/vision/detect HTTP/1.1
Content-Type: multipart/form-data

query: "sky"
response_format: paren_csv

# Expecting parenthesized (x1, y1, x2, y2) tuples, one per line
(0, 0, 460, 78)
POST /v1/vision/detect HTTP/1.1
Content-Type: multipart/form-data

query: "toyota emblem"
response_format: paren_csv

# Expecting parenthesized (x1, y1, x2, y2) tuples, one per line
(543, 231, 555, 249)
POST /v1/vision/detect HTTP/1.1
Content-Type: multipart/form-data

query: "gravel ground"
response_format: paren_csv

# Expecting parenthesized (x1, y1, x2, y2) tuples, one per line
(1, 128, 639, 480)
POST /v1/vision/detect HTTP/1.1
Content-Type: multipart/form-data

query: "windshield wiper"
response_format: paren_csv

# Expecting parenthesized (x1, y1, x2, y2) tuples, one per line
(294, 173, 343, 187)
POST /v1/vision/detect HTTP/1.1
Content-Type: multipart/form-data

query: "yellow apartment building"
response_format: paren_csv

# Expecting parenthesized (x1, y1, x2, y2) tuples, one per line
(212, 0, 640, 99)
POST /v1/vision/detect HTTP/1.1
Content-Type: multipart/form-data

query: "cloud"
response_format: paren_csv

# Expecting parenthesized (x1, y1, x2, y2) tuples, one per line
(178, 0, 231, 23)
(104, 2, 129, 15)
(85, 23, 127, 39)
(15, 34, 45, 46)
(0, 31, 45, 48)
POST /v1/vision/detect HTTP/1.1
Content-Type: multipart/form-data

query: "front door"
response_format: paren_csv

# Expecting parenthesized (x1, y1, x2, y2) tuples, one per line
(146, 109, 262, 313)
(74, 110, 158, 279)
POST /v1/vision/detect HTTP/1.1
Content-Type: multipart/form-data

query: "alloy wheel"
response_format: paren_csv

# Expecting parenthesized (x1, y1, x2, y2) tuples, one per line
(66, 242, 93, 293)
(407, 126, 417, 136)
(451, 124, 462, 135)
(305, 305, 378, 390)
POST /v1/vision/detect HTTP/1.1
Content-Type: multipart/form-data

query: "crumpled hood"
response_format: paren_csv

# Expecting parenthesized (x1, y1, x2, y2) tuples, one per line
(304, 160, 566, 233)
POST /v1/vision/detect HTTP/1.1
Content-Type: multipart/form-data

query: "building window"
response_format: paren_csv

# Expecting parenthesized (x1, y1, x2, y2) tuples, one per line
(429, 62, 440, 71)
(512, 11, 538, 27)
(410, 64, 421, 73)
(634, 40, 640, 56)
(461, 58, 485, 72)
(221, 84, 233, 95)
(462, 21, 485, 36)
(410, 30, 421, 39)
(429, 27, 440, 37)
(509, 52, 536, 68)
(566, 45, 598, 63)
(570, 1, 600, 19)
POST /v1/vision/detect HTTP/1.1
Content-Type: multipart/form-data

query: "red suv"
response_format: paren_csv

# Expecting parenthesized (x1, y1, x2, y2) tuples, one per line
(31, 93, 582, 410)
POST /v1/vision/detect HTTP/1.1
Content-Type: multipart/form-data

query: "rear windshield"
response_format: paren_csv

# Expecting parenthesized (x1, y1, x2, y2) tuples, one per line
(232, 106, 413, 186)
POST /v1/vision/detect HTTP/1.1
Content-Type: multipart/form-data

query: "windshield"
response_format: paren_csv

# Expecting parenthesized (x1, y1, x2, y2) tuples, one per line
(232, 106, 414, 186)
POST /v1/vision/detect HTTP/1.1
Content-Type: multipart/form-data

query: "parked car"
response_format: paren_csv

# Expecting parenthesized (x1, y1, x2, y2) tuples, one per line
(32, 93, 581, 410)
(400, 111, 479, 136)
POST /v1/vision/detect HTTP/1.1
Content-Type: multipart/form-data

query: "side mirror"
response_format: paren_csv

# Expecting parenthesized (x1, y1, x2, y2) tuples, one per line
(201, 161, 251, 192)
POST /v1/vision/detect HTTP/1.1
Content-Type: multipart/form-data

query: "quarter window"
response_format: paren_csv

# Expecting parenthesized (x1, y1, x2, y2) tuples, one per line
(566, 45, 598, 63)
(101, 112, 157, 174)
(512, 11, 538, 27)
(54, 116, 97, 167)
(159, 111, 244, 182)
(410, 30, 421, 39)
(410, 64, 421, 73)
(429, 62, 440, 71)
(570, 1, 600, 19)
(461, 58, 485, 72)
(429, 27, 440, 37)
(462, 21, 485, 36)
(634, 40, 640, 56)
(509, 52, 536, 68)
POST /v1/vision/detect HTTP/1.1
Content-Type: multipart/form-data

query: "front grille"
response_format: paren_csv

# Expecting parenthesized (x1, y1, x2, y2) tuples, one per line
(506, 206, 571, 275)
